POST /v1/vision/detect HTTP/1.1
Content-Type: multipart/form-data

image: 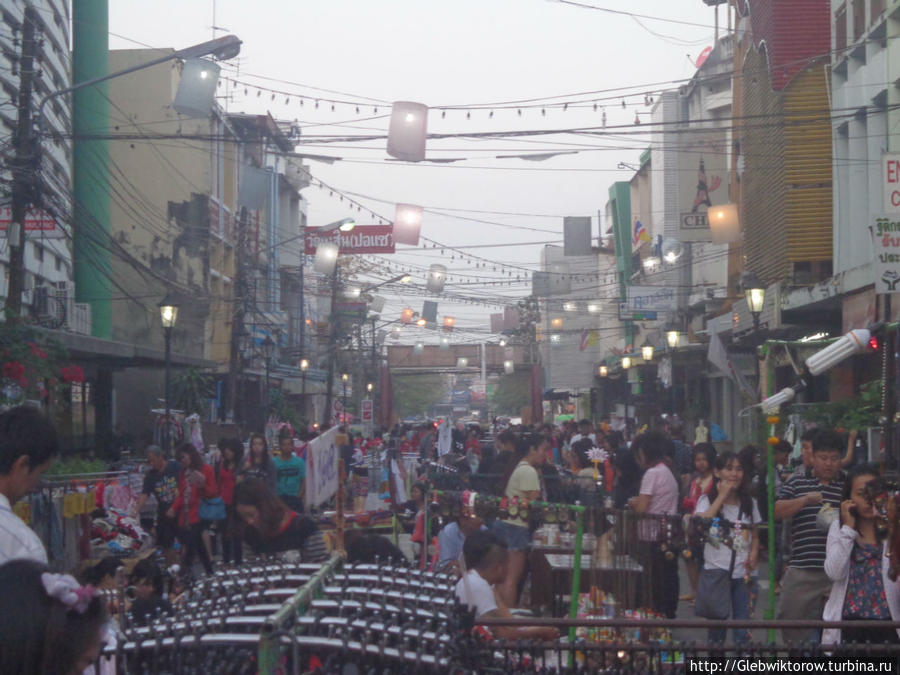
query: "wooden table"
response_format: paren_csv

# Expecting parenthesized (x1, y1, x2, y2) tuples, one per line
(531, 551, 643, 617)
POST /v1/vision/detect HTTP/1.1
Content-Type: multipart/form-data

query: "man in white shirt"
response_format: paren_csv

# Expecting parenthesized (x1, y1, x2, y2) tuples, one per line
(455, 531, 559, 641)
(0, 406, 58, 564)
(569, 419, 597, 447)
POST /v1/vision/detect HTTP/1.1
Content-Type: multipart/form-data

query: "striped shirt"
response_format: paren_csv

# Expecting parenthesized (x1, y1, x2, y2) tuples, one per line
(777, 470, 844, 569)
(0, 493, 47, 565)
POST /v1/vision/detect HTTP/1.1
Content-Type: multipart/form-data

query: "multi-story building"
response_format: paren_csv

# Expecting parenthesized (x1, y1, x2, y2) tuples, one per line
(0, 0, 82, 329)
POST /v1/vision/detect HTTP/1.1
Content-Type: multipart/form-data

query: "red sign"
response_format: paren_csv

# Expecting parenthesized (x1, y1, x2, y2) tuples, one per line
(305, 225, 395, 255)
(0, 207, 58, 232)
(361, 399, 373, 423)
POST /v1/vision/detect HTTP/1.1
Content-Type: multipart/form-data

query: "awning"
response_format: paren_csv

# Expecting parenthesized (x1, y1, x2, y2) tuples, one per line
(43, 328, 217, 369)
(282, 377, 327, 395)
(543, 388, 572, 400)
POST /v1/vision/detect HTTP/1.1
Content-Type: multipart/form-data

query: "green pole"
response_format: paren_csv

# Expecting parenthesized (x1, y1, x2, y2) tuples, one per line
(568, 506, 585, 668)
(766, 430, 776, 644)
(72, 0, 112, 339)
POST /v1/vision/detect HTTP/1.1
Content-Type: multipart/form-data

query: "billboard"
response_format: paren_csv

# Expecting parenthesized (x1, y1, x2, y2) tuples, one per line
(304, 225, 395, 254)
(624, 285, 677, 313)
(677, 130, 728, 242)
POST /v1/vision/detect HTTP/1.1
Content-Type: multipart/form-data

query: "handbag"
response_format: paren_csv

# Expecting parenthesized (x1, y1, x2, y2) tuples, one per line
(199, 497, 226, 521)
(694, 505, 740, 620)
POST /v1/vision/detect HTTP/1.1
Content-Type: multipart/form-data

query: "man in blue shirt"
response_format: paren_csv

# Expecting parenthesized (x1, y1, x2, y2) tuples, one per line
(437, 512, 486, 574)
(273, 435, 306, 512)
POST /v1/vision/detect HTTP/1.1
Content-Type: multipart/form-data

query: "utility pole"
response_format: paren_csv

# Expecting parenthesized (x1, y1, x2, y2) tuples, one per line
(6, 7, 39, 319)
(323, 266, 340, 427)
(226, 207, 249, 427)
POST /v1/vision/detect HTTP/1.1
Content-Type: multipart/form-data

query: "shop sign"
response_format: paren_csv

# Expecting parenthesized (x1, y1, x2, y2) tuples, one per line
(304, 225, 395, 254)
(872, 215, 900, 294)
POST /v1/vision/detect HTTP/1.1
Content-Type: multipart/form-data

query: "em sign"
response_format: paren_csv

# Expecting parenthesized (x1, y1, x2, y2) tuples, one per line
(884, 154, 900, 213)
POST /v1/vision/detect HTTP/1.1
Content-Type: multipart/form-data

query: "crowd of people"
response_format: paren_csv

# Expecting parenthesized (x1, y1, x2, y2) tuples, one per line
(1, 402, 900, 672)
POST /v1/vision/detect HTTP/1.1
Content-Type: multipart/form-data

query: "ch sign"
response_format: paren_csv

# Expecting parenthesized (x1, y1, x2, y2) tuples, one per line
(883, 154, 900, 212)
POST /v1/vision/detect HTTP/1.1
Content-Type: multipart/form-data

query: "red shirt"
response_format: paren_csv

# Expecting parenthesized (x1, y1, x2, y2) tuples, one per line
(171, 464, 217, 527)
(218, 465, 236, 505)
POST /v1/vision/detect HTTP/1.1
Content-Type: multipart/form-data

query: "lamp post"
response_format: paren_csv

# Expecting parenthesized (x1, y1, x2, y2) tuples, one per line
(300, 358, 309, 420)
(341, 373, 349, 424)
(158, 295, 179, 455)
(261, 335, 275, 426)
(665, 322, 681, 416)
(622, 355, 632, 431)
(742, 271, 767, 330)
(6, 35, 243, 319)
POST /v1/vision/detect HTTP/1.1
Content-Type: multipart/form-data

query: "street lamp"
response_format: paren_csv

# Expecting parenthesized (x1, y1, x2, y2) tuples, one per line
(158, 295, 179, 455)
(321, 217, 356, 233)
(742, 271, 766, 330)
(641, 343, 654, 362)
(341, 373, 350, 423)
(261, 335, 276, 422)
(666, 323, 681, 350)
(299, 358, 309, 417)
(5, 36, 243, 320)
(621, 356, 632, 369)
(598, 364, 608, 377)
(366, 382, 374, 393)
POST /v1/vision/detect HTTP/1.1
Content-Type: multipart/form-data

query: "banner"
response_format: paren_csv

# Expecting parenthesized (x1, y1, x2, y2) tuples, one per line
(624, 285, 677, 313)
(677, 130, 728, 242)
(305, 225, 395, 254)
(873, 215, 900, 294)
(304, 426, 340, 510)
(0, 207, 63, 238)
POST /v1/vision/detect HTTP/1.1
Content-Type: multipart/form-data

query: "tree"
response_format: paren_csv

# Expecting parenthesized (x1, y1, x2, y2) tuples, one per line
(171, 368, 214, 415)
(392, 374, 448, 419)
(490, 372, 531, 415)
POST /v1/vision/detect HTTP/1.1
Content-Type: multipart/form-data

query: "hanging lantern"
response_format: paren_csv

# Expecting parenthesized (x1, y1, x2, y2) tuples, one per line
(393, 203, 423, 245)
(622, 356, 632, 369)
(709, 203, 740, 244)
(387, 101, 428, 162)
(642, 344, 654, 361)
(313, 241, 339, 274)
(426, 264, 447, 293)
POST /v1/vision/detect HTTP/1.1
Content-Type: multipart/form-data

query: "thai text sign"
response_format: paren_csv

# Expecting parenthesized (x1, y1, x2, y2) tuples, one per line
(304, 225, 395, 254)
(882, 154, 900, 213)
(873, 215, 900, 294)
(625, 285, 677, 312)
(304, 426, 340, 510)
(0, 207, 63, 238)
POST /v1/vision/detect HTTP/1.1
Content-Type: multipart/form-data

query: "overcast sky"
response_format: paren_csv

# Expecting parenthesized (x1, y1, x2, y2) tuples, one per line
(109, 1, 723, 343)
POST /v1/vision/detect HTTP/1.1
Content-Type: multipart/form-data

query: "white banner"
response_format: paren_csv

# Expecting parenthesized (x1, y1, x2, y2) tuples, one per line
(873, 215, 900, 294)
(304, 426, 340, 511)
(625, 285, 677, 312)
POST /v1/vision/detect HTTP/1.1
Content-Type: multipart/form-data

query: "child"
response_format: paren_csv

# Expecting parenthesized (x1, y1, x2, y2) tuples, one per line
(694, 450, 760, 644)
(128, 558, 173, 626)
(681, 443, 717, 602)
(822, 464, 900, 647)
(0, 559, 107, 674)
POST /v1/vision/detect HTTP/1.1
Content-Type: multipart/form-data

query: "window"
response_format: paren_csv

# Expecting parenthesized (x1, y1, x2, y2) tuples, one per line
(54, 255, 61, 271)
(33, 243, 43, 262)
(871, 0, 885, 22)
(835, 5, 847, 52)
(852, 0, 865, 41)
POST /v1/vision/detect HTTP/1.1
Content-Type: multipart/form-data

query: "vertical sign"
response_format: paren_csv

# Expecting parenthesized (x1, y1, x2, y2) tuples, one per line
(872, 215, 900, 294)
(361, 399, 373, 423)
(882, 154, 900, 213)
